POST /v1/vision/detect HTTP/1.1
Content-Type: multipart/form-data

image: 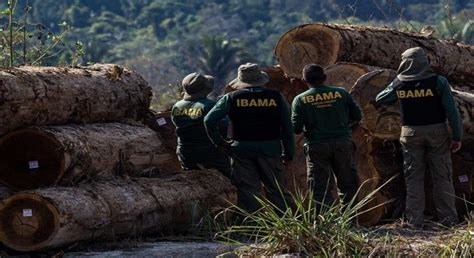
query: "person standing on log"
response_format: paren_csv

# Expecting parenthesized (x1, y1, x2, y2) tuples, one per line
(291, 64, 361, 211)
(375, 47, 463, 228)
(171, 73, 231, 178)
(204, 63, 295, 213)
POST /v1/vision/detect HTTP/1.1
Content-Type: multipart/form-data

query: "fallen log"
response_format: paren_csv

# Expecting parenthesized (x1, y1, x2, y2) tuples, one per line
(0, 64, 152, 136)
(274, 23, 474, 89)
(0, 170, 236, 252)
(324, 62, 379, 90)
(0, 123, 181, 190)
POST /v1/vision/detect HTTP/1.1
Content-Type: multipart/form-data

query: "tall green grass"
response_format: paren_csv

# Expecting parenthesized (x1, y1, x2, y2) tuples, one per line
(216, 180, 391, 256)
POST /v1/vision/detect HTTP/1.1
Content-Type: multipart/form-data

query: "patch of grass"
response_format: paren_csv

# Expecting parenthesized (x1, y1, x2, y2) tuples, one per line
(216, 180, 391, 256)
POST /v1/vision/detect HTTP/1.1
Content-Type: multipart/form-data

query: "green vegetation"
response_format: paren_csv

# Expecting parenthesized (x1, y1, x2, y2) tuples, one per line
(215, 183, 473, 256)
(1, 0, 473, 108)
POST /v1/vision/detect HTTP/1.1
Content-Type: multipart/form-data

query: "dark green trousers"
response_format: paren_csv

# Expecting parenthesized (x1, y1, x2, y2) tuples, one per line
(306, 139, 359, 209)
(400, 123, 458, 226)
(231, 155, 292, 213)
(177, 146, 231, 178)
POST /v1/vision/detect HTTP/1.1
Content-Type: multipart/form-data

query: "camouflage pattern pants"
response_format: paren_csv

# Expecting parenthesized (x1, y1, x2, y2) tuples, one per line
(400, 123, 458, 226)
(177, 146, 231, 178)
(305, 139, 359, 209)
(231, 155, 292, 213)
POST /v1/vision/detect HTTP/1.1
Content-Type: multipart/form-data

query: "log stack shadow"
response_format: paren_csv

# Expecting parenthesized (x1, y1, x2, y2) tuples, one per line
(0, 64, 234, 252)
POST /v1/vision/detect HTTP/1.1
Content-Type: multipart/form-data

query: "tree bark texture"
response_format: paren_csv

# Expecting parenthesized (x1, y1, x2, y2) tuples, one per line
(0, 64, 152, 136)
(0, 123, 181, 190)
(275, 23, 474, 89)
(0, 170, 236, 252)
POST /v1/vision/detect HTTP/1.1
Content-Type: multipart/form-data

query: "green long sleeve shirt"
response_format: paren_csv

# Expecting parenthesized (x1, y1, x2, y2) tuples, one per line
(204, 86, 295, 160)
(171, 98, 226, 148)
(291, 85, 362, 144)
(375, 76, 463, 141)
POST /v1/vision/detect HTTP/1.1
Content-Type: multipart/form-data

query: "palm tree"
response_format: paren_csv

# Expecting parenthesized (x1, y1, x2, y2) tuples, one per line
(194, 35, 253, 98)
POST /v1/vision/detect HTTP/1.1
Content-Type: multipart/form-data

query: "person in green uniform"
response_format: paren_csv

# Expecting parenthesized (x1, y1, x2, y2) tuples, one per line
(171, 72, 230, 177)
(375, 47, 462, 228)
(291, 64, 362, 211)
(204, 63, 295, 213)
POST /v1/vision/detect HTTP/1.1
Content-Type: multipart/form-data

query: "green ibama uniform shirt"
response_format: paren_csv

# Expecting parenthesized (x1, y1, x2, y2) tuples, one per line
(291, 85, 362, 144)
(171, 98, 221, 148)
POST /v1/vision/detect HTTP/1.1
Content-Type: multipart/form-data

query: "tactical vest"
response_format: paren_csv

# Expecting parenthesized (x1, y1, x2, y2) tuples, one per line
(393, 76, 446, 126)
(228, 88, 283, 141)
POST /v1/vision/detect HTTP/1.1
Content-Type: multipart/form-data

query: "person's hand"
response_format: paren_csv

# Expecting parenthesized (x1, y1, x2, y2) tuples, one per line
(217, 140, 232, 154)
(281, 156, 292, 166)
(450, 140, 462, 153)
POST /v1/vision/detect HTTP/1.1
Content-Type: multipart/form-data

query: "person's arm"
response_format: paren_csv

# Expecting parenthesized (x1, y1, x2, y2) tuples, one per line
(280, 95, 295, 162)
(345, 91, 362, 123)
(291, 97, 304, 135)
(204, 95, 232, 147)
(437, 76, 463, 142)
(375, 81, 398, 105)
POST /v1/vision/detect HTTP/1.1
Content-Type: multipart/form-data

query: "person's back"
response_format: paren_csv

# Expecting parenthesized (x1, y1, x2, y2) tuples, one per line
(292, 85, 359, 143)
(292, 64, 361, 210)
(172, 98, 217, 147)
(205, 63, 294, 213)
(171, 73, 230, 177)
(375, 47, 462, 228)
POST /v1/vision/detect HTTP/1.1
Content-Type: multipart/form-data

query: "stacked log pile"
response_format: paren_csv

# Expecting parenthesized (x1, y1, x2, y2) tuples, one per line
(0, 65, 233, 252)
(273, 24, 474, 225)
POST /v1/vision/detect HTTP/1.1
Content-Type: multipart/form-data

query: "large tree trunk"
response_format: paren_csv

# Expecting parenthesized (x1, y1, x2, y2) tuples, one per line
(274, 23, 474, 89)
(0, 64, 152, 136)
(324, 62, 379, 90)
(0, 123, 180, 190)
(0, 170, 236, 252)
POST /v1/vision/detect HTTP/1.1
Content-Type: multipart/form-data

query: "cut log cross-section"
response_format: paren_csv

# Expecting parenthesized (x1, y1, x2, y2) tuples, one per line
(324, 62, 380, 90)
(275, 23, 474, 89)
(0, 170, 236, 252)
(0, 123, 181, 190)
(0, 64, 152, 136)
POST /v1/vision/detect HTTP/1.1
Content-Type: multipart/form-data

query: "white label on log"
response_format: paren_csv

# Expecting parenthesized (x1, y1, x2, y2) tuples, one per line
(157, 117, 167, 126)
(28, 160, 39, 169)
(458, 175, 469, 183)
(23, 209, 33, 217)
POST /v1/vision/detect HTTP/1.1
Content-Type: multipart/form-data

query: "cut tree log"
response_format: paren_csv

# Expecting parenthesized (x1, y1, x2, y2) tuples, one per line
(274, 23, 474, 89)
(0, 64, 152, 136)
(0, 123, 180, 190)
(0, 170, 236, 252)
(324, 62, 379, 90)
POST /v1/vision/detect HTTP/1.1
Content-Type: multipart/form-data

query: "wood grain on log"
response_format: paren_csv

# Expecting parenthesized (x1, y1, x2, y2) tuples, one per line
(275, 23, 474, 89)
(0, 170, 236, 252)
(324, 62, 379, 90)
(0, 123, 180, 190)
(0, 64, 152, 136)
